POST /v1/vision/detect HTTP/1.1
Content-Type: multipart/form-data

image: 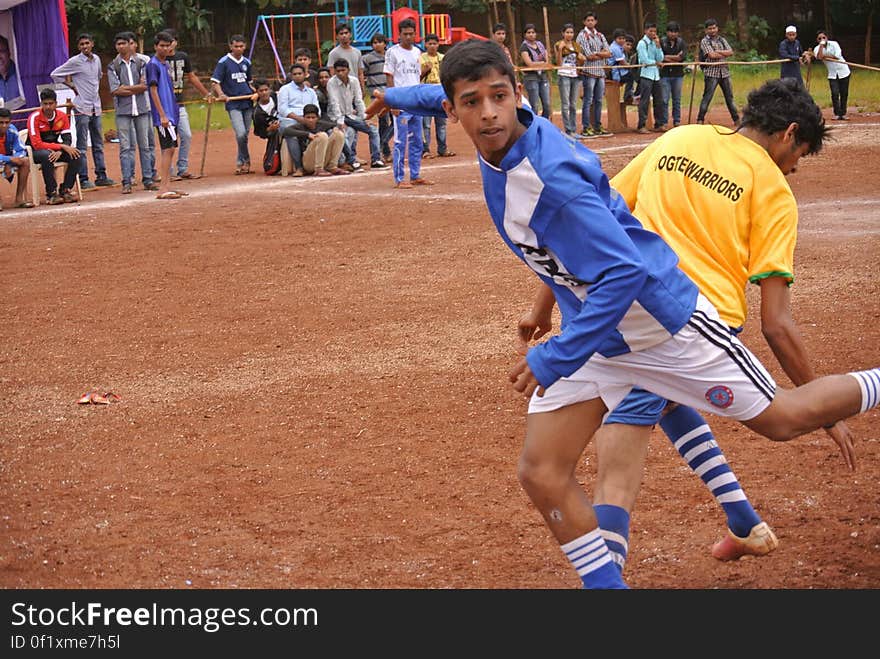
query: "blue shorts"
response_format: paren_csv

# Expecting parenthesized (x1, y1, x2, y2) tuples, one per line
(604, 387, 667, 426)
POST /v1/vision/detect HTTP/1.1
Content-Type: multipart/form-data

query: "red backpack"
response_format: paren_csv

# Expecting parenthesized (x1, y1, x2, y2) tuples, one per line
(263, 132, 282, 175)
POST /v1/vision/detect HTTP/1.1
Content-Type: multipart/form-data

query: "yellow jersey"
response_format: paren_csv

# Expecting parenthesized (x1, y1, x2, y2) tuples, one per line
(419, 52, 443, 84)
(611, 124, 797, 328)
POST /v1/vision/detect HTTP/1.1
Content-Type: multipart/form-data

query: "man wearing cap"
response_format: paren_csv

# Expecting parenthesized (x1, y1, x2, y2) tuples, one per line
(779, 25, 809, 84)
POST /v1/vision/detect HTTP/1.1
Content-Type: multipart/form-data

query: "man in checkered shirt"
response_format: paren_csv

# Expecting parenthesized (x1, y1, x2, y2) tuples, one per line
(576, 11, 612, 137)
(696, 18, 740, 125)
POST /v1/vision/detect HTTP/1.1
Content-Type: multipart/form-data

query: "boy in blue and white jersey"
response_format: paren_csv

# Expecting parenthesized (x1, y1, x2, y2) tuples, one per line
(211, 34, 255, 174)
(369, 39, 880, 589)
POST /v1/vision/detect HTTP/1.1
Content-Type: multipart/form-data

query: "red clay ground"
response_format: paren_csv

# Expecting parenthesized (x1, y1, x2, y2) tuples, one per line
(1, 106, 878, 589)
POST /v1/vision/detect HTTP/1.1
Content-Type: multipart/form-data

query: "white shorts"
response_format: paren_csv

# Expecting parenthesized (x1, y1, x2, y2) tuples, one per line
(529, 295, 776, 422)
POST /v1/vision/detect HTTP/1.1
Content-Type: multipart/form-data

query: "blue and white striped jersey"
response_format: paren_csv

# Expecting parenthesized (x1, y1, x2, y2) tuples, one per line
(384, 86, 699, 388)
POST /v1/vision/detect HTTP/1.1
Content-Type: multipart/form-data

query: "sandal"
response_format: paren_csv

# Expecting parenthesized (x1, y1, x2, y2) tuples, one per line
(15, 201, 36, 209)
(156, 191, 183, 199)
(240, 163, 251, 175)
(439, 151, 456, 157)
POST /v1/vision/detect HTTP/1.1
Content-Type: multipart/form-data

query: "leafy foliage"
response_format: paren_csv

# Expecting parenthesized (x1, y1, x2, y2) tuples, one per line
(723, 15, 771, 60)
(66, 0, 210, 47)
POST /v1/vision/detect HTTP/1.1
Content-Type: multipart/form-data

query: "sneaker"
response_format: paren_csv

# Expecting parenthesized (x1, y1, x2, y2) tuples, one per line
(351, 161, 362, 171)
(711, 522, 779, 561)
(122, 183, 132, 194)
(580, 128, 596, 138)
(95, 177, 115, 187)
(61, 191, 77, 203)
(651, 125, 667, 133)
(636, 127, 650, 134)
(80, 180, 96, 190)
(143, 182, 159, 191)
(593, 127, 613, 137)
(371, 160, 387, 168)
(48, 194, 65, 205)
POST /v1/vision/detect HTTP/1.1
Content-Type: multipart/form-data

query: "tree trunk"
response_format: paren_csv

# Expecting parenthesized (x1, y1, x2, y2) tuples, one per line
(866, 7, 874, 65)
(737, 0, 748, 47)
(636, 0, 644, 32)
(823, 0, 832, 33)
(506, 1, 517, 52)
(626, 0, 638, 36)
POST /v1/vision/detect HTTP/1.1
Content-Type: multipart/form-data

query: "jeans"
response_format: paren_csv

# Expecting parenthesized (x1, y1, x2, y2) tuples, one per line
(619, 72, 636, 102)
(392, 112, 423, 183)
(176, 105, 193, 175)
(73, 112, 107, 183)
(377, 109, 393, 157)
(116, 113, 153, 186)
(421, 115, 448, 154)
(228, 106, 254, 166)
(32, 148, 80, 196)
(581, 75, 605, 130)
(344, 116, 381, 163)
(661, 76, 684, 126)
(637, 77, 665, 128)
(829, 75, 850, 117)
(557, 75, 581, 134)
(697, 76, 739, 123)
(523, 76, 551, 119)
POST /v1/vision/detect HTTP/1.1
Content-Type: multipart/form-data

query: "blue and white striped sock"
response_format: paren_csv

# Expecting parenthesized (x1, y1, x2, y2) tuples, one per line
(561, 529, 628, 589)
(594, 504, 630, 573)
(660, 405, 761, 538)
(850, 369, 880, 412)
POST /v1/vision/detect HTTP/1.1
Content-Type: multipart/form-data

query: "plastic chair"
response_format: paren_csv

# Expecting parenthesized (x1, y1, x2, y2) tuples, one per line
(24, 145, 83, 206)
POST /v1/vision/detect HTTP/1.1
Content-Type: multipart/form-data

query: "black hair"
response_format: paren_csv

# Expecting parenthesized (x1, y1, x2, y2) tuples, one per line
(302, 104, 319, 116)
(370, 32, 387, 44)
(523, 23, 537, 35)
(612, 28, 626, 39)
(424, 33, 439, 43)
(155, 31, 174, 45)
(40, 88, 57, 101)
(493, 23, 507, 33)
(740, 78, 829, 155)
(624, 34, 636, 44)
(318, 66, 331, 77)
(440, 39, 517, 106)
(644, 22, 657, 30)
(114, 32, 131, 44)
(666, 21, 680, 32)
(163, 28, 177, 40)
(77, 33, 93, 43)
(332, 59, 349, 70)
(254, 78, 270, 89)
(294, 47, 312, 58)
(817, 29, 830, 38)
(0, 107, 11, 119)
(289, 63, 306, 74)
(562, 23, 575, 32)
(398, 18, 416, 32)
(705, 19, 718, 28)
(336, 22, 350, 34)
(583, 11, 597, 21)
(229, 34, 245, 44)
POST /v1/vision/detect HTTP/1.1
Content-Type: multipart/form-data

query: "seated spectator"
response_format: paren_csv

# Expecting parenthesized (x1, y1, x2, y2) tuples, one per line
(278, 63, 320, 174)
(252, 78, 279, 139)
(286, 103, 350, 177)
(327, 58, 384, 170)
(314, 66, 332, 115)
(26, 88, 81, 205)
(0, 107, 32, 208)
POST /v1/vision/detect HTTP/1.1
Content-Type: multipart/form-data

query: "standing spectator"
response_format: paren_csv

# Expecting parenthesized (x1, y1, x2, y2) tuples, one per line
(278, 63, 320, 175)
(813, 30, 851, 120)
(363, 33, 393, 162)
(50, 33, 115, 189)
(779, 25, 809, 85)
(294, 48, 319, 87)
(384, 17, 431, 188)
(696, 19, 739, 126)
(636, 22, 666, 134)
(129, 35, 158, 184)
(607, 29, 629, 102)
(576, 11, 612, 137)
(555, 23, 583, 137)
(327, 58, 384, 170)
(0, 107, 32, 208)
(286, 104, 350, 177)
(519, 24, 551, 120)
(211, 34, 255, 175)
(107, 32, 156, 195)
(146, 31, 183, 199)
(166, 29, 213, 180)
(660, 21, 686, 128)
(419, 34, 454, 158)
(492, 23, 514, 64)
(328, 23, 365, 90)
(27, 88, 80, 204)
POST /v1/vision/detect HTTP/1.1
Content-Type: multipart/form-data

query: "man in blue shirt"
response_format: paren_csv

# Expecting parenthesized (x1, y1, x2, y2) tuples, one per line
(146, 32, 183, 199)
(277, 63, 320, 175)
(211, 35, 255, 174)
(366, 39, 880, 589)
(779, 25, 808, 84)
(636, 22, 666, 133)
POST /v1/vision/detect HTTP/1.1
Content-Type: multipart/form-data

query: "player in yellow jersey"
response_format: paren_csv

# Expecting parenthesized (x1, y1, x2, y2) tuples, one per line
(518, 78, 855, 569)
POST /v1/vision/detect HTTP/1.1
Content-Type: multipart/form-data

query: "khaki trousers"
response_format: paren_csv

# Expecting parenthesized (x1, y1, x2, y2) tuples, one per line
(302, 130, 346, 173)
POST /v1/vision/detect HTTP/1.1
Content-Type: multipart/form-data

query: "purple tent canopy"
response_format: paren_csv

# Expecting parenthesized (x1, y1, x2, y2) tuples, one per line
(2, 0, 68, 110)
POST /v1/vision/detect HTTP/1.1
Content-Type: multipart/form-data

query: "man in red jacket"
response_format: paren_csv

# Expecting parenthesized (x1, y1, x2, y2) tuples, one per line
(27, 88, 81, 204)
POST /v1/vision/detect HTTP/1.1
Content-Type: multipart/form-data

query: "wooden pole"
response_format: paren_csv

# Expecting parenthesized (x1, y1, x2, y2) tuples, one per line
(542, 6, 550, 54)
(199, 101, 213, 179)
(687, 64, 698, 124)
(804, 59, 813, 92)
(505, 0, 516, 52)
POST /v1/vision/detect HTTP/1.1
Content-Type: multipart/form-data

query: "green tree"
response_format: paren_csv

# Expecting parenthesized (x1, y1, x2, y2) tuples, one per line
(833, 0, 879, 63)
(66, 0, 210, 48)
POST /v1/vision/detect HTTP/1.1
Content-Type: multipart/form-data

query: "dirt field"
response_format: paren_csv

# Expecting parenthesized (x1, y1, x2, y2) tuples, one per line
(2, 106, 878, 590)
